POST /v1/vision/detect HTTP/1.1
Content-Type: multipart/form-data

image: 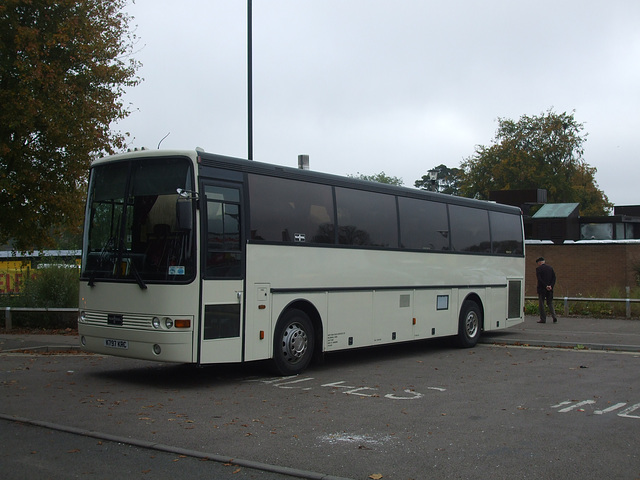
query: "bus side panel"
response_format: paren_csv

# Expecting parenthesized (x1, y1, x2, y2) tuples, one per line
(485, 286, 506, 331)
(198, 279, 244, 365)
(243, 244, 524, 358)
(326, 292, 373, 351)
(467, 277, 525, 332)
(243, 283, 272, 362)
(413, 289, 457, 339)
(372, 291, 413, 344)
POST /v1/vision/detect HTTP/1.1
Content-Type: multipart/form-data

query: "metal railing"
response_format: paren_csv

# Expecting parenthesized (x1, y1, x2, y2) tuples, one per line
(525, 296, 640, 318)
(3, 307, 79, 330)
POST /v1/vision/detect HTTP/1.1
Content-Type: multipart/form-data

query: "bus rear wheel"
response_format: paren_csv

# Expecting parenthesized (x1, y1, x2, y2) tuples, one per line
(454, 300, 482, 348)
(273, 309, 315, 375)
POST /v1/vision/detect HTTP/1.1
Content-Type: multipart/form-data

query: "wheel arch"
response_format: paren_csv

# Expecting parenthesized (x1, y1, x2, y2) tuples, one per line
(278, 299, 324, 363)
(461, 292, 485, 331)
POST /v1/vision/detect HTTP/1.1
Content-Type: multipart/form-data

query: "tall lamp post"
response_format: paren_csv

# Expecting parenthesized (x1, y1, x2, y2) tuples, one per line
(247, 0, 253, 160)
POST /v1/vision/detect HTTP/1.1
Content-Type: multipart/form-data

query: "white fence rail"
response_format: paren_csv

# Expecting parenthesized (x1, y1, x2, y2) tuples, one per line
(525, 296, 640, 318)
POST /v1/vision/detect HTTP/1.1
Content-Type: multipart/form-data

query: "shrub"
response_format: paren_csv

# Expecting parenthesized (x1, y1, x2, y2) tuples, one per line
(8, 263, 79, 329)
(20, 264, 79, 308)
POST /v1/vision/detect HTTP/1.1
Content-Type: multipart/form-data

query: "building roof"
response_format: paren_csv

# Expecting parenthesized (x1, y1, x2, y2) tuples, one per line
(532, 203, 579, 218)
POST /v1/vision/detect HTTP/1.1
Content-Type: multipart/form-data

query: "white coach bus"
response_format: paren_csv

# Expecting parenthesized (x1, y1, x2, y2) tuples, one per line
(78, 149, 524, 375)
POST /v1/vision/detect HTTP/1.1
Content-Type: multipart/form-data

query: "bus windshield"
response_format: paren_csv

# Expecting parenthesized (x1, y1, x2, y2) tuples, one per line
(81, 156, 195, 286)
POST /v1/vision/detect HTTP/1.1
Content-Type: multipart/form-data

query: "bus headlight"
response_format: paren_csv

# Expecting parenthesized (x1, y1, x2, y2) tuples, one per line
(164, 317, 174, 329)
(152, 317, 161, 329)
(78, 311, 87, 323)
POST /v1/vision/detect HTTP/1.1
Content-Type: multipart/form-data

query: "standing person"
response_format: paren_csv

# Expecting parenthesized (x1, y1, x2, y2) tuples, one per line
(536, 257, 558, 324)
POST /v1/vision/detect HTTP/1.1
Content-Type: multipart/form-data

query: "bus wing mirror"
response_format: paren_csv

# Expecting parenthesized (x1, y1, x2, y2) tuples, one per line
(176, 199, 193, 231)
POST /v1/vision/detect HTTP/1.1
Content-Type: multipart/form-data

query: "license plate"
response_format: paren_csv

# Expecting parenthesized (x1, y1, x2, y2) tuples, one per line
(104, 339, 128, 349)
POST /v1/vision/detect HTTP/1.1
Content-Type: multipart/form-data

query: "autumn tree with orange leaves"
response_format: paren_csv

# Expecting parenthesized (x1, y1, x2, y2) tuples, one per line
(459, 110, 612, 216)
(0, 0, 141, 251)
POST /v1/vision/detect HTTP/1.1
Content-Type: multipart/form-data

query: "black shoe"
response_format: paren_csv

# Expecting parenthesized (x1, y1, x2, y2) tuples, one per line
(537, 320, 546, 323)
(553, 318, 558, 323)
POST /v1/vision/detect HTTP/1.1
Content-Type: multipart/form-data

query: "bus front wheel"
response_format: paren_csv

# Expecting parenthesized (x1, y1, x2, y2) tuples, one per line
(273, 309, 315, 375)
(454, 300, 482, 348)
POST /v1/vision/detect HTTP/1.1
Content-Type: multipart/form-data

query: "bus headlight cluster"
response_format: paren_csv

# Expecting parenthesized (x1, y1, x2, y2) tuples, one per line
(151, 317, 172, 329)
(152, 316, 183, 329)
(78, 311, 87, 323)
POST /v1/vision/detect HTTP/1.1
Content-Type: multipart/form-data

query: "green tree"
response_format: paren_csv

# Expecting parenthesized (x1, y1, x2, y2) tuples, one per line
(415, 164, 462, 195)
(0, 0, 141, 252)
(459, 109, 611, 215)
(350, 171, 404, 186)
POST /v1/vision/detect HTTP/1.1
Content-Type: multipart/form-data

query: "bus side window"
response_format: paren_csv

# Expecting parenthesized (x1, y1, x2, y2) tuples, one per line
(248, 174, 335, 245)
(449, 205, 491, 253)
(335, 188, 398, 248)
(397, 197, 450, 251)
(490, 211, 523, 255)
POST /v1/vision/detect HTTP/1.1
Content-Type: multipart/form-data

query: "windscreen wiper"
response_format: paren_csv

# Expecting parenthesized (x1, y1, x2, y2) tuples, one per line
(115, 236, 147, 290)
(127, 255, 147, 290)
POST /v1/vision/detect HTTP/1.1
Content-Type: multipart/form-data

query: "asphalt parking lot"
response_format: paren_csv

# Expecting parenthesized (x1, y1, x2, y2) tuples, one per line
(1, 316, 640, 479)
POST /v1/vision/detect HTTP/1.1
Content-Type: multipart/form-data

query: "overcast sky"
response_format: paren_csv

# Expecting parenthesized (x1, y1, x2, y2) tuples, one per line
(116, 0, 640, 206)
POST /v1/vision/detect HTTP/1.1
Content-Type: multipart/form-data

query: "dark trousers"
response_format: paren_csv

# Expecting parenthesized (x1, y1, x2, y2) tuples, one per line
(538, 290, 557, 322)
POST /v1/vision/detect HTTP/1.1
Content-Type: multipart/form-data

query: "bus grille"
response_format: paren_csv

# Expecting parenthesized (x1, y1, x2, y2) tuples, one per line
(84, 311, 153, 329)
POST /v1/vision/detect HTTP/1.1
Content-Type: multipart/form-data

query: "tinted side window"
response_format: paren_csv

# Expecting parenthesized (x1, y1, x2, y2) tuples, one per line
(490, 211, 523, 255)
(398, 197, 450, 250)
(449, 205, 491, 253)
(335, 188, 398, 248)
(248, 175, 335, 244)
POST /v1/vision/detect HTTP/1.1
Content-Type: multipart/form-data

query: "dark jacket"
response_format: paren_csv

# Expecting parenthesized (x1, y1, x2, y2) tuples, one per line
(536, 263, 556, 295)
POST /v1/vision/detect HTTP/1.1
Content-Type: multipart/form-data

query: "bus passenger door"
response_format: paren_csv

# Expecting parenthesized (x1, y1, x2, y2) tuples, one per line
(198, 182, 244, 365)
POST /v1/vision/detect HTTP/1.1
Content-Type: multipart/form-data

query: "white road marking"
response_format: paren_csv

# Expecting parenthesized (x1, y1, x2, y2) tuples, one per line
(557, 400, 595, 413)
(618, 403, 640, 419)
(594, 403, 627, 415)
(384, 389, 424, 400)
(273, 377, 315, 390)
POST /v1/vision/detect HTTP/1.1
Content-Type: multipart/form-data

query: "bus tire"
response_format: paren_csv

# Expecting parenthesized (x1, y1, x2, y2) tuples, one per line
(273, 309, 315, 376)
(454, 300, 482, 348)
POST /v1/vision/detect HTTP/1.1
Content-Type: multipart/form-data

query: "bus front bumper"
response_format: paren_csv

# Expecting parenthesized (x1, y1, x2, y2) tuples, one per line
(78, 324, 195, 363)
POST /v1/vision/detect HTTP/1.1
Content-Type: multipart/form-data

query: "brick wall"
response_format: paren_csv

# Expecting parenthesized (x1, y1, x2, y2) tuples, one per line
(525, 242, 640, 297)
